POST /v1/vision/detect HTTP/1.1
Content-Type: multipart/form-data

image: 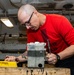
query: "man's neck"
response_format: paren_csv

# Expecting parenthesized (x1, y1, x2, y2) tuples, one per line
(39, 13, 46, 26)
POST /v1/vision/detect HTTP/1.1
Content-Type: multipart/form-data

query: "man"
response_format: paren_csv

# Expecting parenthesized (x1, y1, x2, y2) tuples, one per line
(5, 4, 74, 69)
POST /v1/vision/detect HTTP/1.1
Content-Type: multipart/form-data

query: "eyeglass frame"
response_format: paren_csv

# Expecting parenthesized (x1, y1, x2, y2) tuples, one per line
(22, 12, 34, 27)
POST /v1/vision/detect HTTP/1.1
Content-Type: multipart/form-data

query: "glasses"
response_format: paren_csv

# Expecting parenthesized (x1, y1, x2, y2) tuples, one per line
(22, 12, 34, 27)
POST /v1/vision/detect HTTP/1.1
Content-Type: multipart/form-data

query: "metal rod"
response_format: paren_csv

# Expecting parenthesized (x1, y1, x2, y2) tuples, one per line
(47, 39, 51, 53)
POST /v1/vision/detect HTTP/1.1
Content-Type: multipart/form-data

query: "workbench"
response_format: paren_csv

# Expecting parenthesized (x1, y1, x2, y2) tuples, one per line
(0, 67, 70, 75)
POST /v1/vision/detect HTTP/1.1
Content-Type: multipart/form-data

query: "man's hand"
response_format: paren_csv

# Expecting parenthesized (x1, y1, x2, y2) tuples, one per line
(46, 53, 58, 65)
(5, 55, 16, 61)
(15, 56, 27, 62)
(5, 55, 27, 63)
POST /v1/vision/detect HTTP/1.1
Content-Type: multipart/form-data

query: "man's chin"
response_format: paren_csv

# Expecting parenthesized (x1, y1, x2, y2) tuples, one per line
(31, 28, 38, 31)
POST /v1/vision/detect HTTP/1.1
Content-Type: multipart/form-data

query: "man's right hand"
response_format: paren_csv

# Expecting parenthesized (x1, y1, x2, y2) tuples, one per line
(5, 55, 16, 61)
(5, 55, 27, 63)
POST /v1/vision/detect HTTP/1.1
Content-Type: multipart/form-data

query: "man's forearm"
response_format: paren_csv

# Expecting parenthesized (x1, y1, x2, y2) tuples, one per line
(15, 51, 28, 62)
(58, 45, 74, 60)
(21, 50, 28, 57)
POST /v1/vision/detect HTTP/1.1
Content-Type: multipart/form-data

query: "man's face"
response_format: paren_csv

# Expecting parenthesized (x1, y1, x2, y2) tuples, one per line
(18, 11, 40, 30)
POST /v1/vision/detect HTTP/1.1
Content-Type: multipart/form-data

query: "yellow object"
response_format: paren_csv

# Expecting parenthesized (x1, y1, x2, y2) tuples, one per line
(0, 61, 17, 67)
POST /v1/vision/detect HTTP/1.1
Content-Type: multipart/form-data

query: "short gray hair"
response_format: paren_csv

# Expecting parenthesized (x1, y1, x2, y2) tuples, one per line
(19, 4, 36, 16)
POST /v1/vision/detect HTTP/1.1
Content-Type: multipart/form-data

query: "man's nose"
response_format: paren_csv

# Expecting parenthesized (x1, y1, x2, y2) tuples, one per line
(26, 25, 31, 29)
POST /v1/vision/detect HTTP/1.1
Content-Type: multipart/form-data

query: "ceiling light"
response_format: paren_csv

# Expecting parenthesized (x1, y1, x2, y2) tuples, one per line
(0, 17, 14, 28)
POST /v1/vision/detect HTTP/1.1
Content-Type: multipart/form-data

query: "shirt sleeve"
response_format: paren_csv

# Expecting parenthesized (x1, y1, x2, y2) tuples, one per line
(58, 16, 74, 45)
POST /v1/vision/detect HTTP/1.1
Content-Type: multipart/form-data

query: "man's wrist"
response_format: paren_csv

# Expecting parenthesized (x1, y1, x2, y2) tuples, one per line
(22, 55, 26, 58)
(55, 54, 60, 61)
(21, 55, 27, 59)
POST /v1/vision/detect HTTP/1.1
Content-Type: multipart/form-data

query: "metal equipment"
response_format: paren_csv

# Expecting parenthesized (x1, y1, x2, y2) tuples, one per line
(27, 42, 46, 68)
